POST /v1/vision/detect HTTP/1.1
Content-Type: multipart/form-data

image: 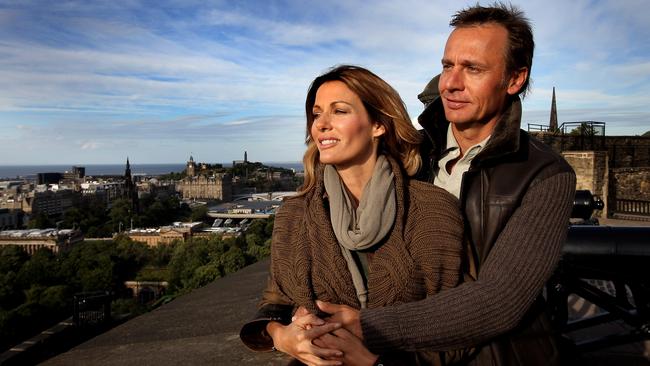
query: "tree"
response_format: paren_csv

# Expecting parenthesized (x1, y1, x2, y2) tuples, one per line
(27, 212, 54, 229)
(190, 205, 209, 222)
(188, 263, 221, 289)
(569, 122, 599, 137)
(0, 246, 29, 274)
(16, 248, 58, 289)
(643, 131, 650, 137)
(221, 246, 246, 275)
(0, 272, 21, 310)
(109, 198, 138, 232)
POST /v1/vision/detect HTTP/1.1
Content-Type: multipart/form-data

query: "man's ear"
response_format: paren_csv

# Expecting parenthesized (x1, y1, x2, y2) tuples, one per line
(507, 67, 528, 95)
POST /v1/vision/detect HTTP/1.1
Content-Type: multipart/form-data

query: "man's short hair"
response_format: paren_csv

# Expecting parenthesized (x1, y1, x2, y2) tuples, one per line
(450, 2, 534, 97)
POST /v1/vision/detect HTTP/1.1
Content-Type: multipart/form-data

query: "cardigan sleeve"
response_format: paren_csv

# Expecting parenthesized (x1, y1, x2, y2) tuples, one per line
(360, 171, 576, 352)
(239, 204, 298, 351)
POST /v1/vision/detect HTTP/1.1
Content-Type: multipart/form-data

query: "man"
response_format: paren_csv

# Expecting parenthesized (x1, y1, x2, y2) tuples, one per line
(314, 3, 576, 365)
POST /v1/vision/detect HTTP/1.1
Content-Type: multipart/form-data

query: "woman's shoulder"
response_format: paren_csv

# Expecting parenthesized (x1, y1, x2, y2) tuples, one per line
(275, 194, 306, 219)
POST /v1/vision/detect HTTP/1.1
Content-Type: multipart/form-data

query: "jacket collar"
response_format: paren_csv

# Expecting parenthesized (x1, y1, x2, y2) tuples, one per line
(417, 74, 523, 166)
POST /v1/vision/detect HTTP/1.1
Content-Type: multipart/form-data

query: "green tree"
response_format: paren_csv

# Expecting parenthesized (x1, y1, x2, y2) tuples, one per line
(188, 263, 221, 289)
(0, 246, 29, 274)
(190, 205, 209, 222)
(109, 198, 138, 232)
(221, 246, 246, 275)
(569, 122, 599, 137)
(27, 212, 54, 229)
(39, 285, 71, 312)
(0, 272, 22, 310)
(16, 248, 58, 289)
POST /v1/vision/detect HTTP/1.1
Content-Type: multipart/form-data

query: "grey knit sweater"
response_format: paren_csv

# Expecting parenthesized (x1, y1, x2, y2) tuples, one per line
(360, 171, 576, 352)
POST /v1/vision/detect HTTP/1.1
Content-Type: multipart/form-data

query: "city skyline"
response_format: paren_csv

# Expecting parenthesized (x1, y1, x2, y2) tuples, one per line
(1, 0, 649, 164)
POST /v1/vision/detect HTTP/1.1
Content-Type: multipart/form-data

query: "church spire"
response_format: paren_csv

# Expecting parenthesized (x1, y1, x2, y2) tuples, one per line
(549, 87, 558, 131)
(125, 157, 132, 177)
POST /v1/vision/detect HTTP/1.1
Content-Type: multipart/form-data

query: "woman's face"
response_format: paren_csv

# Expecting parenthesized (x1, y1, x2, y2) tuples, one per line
(310, 81, 385, 171)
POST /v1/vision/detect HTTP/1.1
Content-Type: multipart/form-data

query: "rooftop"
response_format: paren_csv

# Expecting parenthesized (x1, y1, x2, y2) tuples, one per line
(42, 259, 288, 365)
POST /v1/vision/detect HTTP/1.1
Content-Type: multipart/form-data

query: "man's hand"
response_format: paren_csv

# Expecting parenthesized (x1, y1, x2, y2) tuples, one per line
(314, 327, 378, 366)
(267, 312, 343, 366)
(316, 300, 363, 339)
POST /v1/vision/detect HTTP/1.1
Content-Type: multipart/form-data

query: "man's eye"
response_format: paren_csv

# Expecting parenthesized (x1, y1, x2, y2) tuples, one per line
(467, 66, 480, 73)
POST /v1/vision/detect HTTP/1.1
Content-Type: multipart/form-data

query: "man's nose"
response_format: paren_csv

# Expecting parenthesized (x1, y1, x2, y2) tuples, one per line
(442, 68, 463, 92)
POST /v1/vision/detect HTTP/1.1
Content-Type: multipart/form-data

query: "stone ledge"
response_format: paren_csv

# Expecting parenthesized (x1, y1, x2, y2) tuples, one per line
(41, 259, 290, 365)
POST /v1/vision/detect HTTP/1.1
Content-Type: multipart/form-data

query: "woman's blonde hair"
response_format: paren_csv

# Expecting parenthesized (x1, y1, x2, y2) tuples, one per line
(299, 65, 422, 194)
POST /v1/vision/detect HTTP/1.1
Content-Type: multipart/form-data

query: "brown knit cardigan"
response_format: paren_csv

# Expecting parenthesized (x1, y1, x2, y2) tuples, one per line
(263, 158, 465, 364)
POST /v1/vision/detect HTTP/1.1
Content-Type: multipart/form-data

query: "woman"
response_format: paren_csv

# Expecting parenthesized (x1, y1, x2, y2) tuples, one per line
(241, 65, 465, 365)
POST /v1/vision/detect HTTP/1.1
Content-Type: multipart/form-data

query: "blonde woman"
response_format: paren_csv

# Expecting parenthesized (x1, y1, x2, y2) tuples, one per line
(241, 65, 466, 365)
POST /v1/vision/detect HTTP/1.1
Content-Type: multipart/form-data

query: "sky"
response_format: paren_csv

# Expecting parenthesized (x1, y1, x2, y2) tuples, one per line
(1, 0, 649, 165)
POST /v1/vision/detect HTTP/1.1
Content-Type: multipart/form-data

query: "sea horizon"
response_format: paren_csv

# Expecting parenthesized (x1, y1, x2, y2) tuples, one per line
(0, 161, 304, 180)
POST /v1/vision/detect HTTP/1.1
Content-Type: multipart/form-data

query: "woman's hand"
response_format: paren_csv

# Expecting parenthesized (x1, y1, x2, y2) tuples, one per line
(267, 312, 344, 366)
(314, 327, 378, 366)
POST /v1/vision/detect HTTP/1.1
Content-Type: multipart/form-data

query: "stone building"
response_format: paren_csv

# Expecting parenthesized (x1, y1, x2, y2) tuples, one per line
(0, 228, 83, 254)
(177, 156, 232, 201)
(126, 222, 202, 247)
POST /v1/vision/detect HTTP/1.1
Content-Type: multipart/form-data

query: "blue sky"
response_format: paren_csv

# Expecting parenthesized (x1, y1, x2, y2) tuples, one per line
(1, 0, 649, 164)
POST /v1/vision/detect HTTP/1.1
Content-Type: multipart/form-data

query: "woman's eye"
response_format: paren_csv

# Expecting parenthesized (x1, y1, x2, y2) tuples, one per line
(312, 112, 321, 119)
(334, 109, 347, 114)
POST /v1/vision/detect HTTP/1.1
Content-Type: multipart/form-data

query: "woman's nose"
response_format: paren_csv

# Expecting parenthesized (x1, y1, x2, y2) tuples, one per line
(314, 113, 331, 131)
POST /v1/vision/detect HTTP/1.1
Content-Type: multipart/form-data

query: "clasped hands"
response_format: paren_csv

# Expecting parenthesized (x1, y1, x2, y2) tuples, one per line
(267, 300, 377, 366)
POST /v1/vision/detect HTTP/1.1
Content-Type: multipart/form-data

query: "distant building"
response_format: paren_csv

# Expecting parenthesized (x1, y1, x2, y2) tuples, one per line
(24, 189, 77, 216)
(0, 228, 83, 254)
(126, 222, 203, 247)
(177, 174, 232, 201)
(0, 208, 20, 230)
(177, 156, 232, 201)
(80, 181, 125, 206)
(186, 155, 197, 177)
(38, 172, 63, 185)
(123, 158, 139, 211)
(232, 151, 248, 166)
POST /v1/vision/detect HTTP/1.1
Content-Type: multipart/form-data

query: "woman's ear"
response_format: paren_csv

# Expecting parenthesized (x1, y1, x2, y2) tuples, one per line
(372, 123, 386, 138)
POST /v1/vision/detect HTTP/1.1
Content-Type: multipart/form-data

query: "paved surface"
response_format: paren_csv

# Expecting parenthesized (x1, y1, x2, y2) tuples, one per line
(42, 259, 290, 366)
(42, 218, 650, 365)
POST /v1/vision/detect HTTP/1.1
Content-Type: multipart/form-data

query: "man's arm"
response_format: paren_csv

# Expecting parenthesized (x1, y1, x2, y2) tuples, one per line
(359, 172, 576, 353)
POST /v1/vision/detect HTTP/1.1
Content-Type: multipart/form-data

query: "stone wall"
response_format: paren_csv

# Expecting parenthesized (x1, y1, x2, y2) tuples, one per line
(534, 134, 650, 168)
(612, 168, 650, 201)
(563, 151, 609, 217)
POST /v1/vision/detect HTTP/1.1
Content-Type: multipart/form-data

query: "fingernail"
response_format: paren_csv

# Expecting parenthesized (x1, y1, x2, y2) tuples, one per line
(291, 316, 296, 322)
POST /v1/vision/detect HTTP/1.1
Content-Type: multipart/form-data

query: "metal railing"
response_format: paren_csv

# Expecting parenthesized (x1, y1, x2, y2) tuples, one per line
(616, 199, 650, 217)
(73, 291, 111, 327)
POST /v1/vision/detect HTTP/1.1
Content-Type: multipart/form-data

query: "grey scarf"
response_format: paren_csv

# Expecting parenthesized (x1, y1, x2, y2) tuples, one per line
(323, 155, 396, 308)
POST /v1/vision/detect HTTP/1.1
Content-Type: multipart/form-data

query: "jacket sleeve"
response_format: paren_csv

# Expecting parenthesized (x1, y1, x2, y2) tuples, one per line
(360, 171, 576, 352)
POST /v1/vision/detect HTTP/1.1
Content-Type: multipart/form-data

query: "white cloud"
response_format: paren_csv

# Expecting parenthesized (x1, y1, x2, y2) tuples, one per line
(0, 0, 648, 164)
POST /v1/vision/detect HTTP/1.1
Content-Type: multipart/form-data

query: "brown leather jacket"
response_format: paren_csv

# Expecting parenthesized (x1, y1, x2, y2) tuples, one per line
(416, 76, 576, 365)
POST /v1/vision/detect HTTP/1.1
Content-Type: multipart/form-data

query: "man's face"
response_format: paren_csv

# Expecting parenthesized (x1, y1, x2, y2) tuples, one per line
(439, 23, 524, 129)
